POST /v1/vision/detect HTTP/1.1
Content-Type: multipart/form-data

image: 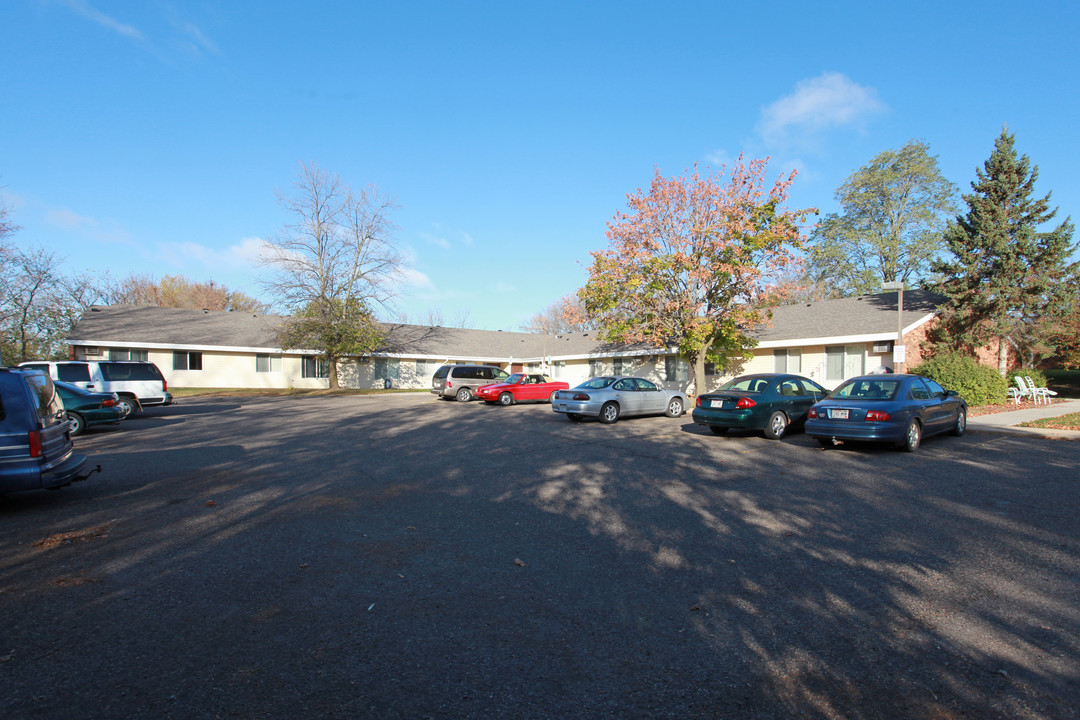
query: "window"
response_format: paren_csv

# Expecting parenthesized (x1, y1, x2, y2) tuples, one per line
(173, 352, 202, 371)
(826, 346, 864, 381)
(705, 362, 718, 376)
(665, 356, 689, 382)
(110, 348, 148, 361)
(774, 348, 801, 373)
(256, 354, 282, 373)
(613, 357, 629, 375)
(302, 356, 328, 379)
(374, 358, 400, 380)
(589, 359, 604, 376)
(550, 361, 566, 378)
(416, 359, 438, 378)
(57, 363, 92, 383)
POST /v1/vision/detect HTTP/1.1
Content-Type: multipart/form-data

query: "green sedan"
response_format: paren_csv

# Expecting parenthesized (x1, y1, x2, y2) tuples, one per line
(692, 373, 828, 440)
(55, 380, 124, 436)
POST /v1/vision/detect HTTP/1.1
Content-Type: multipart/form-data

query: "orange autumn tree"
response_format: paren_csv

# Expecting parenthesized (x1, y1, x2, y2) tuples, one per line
(577, 159, 814, 395)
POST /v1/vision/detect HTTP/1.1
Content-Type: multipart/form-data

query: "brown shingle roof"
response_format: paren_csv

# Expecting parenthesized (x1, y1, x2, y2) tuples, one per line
(68, 290, 940, 359)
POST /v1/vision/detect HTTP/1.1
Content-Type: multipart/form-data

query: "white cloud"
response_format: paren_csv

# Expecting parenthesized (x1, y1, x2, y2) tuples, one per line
(396, 266, 435, 290)
(418, 231, 451, 250)
(175, 20, 218, 55)
(757, 72, 886, 148)
(705, 149, 737, 168)
(156, 237, 270, 272)
(493, 281, 516, 294)
(58, 0, 143, 40)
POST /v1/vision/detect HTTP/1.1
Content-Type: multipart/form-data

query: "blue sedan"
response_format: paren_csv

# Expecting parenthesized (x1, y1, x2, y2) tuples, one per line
(805, 374, 968, 452)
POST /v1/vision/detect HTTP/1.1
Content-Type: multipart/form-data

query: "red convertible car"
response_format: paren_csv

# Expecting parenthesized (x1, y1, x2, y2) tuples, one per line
(476, 373, 570, 406)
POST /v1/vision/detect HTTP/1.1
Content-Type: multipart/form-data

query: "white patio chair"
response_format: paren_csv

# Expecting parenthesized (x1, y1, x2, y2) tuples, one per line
(1025, 376, 1056, 405)
(1010, 376, 1032, 404)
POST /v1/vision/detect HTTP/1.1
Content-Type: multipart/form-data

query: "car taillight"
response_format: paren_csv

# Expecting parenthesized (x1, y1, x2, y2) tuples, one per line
(734, 397, 756, 409)
(808, 408, 818, 419)
(573, 393, 590, 401)
(28, 430, 42, 457)
(695, 396, 703, 407)
(865, 410, 891, 422)
(162, 379, 167, 392)
(102, 398, 117, 407)
(447, 380, 452, 388)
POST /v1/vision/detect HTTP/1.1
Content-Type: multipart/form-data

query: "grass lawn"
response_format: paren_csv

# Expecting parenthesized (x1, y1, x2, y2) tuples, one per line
(1020, 411, 1080, 431)
(1045, 369, 1080, 397)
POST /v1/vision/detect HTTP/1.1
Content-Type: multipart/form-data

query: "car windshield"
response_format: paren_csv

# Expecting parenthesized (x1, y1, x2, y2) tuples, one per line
(576, 377, 617, 390)
(718, 376, 770, 393)
(829, 378, 901, 401)
(504, 373, 524, 384)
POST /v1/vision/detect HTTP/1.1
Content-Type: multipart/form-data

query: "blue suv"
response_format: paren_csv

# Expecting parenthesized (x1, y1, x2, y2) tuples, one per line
(0, 367, 99, 493)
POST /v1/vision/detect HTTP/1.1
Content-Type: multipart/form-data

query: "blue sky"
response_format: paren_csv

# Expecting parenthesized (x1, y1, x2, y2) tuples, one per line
(3, 1, 1078, 330)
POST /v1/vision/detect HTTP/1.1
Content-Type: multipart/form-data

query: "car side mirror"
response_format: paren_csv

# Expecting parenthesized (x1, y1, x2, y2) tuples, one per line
(945, 390, 958, 397)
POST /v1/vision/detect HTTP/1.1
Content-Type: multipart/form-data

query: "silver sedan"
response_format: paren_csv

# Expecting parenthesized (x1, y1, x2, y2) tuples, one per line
(552, 376, 688, 424)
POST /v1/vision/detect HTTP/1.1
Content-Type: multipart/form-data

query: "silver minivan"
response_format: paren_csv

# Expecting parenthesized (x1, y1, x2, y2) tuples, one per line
(431, 364, 510, 402)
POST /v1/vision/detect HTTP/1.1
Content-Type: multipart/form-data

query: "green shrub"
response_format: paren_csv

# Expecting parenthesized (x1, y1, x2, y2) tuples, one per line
(910, 353, 1008, 406)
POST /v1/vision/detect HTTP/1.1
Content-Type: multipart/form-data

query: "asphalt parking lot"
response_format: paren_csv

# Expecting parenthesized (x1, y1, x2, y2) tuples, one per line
(2, 393, 1078, 720)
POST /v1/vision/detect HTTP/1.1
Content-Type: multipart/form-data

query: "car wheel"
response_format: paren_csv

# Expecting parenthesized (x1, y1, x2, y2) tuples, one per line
(599, 402, 620, 424)
(665, 397, 684, 417)
(498, 392, 514, 406)
(67, 412, 85, 437)
(709, 426, 729, 436)
(951, 408, 967, 436)
(763, 411, 788, 440)
(117, 397, 138, 419)
(548, 391, 558, 403)
(455, 387, 472, 402)
(901, 419, 921, 452)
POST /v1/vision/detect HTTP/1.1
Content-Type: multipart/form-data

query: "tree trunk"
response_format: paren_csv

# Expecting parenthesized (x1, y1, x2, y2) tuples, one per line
(328, 356, 340, 389)
(692, 354, 706, 398)
(998, 336, 1009, 376)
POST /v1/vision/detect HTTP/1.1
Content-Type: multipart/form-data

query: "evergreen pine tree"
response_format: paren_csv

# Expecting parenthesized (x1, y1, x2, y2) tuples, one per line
(930, 128, 1077, 373)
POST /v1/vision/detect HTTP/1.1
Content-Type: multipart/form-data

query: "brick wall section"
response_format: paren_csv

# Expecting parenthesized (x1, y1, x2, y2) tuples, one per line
(910, 317, 1011, 370)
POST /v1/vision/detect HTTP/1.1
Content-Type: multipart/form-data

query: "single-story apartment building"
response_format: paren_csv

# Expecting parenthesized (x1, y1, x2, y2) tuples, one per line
(65, 290, 1002, 394)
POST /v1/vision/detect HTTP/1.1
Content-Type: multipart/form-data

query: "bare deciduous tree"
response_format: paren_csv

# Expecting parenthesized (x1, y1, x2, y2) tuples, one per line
(520, 294, 597, 334)
(259, 162, 402, 387)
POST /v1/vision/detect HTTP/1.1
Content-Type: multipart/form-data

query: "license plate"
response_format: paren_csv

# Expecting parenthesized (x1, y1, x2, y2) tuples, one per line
(710, 399, 724, 409)
(830, 409, 849, 420)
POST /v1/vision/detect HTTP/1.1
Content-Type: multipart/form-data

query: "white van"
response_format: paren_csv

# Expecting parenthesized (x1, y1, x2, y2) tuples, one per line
(20, 360, 173, 418)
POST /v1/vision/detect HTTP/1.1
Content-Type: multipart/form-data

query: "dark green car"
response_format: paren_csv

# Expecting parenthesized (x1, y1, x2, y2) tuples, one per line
(55, 380, 124, 436)
(692, 373, 828, 440)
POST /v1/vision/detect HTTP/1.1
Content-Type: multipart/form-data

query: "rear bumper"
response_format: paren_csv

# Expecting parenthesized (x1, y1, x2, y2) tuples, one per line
(691, 407, 761, 430)
(805, 419, 905, 443)
(552, 400, 603, 417)
(40, 452, 91, 490)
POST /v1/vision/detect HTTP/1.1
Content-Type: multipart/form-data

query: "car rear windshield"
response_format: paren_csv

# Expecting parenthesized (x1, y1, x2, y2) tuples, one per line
(433, 366, 450, 379)
(99, 363, 164, 381)
(830, 379, 901, 401)
(24, 373, 66, 424)
(718, 376, 770, 393)
(577, 377, 617, 389)
(57, 363, 92, 383)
